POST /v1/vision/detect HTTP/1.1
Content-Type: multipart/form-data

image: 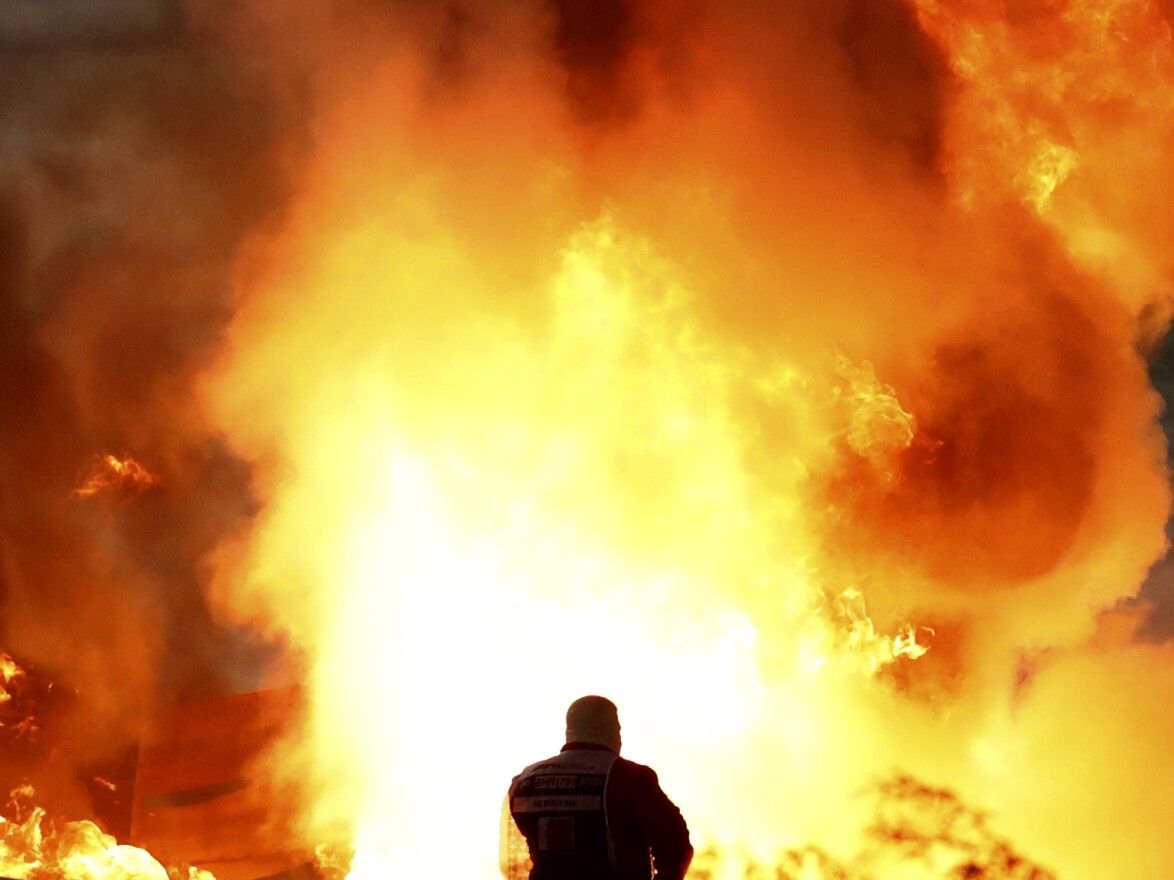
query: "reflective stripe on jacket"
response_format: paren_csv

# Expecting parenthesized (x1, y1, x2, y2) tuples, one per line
(511, 747, 618, 880)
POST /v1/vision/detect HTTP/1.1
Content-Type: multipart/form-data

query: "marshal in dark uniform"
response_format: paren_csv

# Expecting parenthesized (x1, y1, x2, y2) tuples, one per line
(504, 696, 693, 880)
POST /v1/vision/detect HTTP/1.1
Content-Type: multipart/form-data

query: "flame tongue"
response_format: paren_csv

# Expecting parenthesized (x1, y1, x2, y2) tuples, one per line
(1, 654, 25, 705)
(0, 782, 168, 880)
(0, 807, 176, 880)
(73, 455, 157, 501)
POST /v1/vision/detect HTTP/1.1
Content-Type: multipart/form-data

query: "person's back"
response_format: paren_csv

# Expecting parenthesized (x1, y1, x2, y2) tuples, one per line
(505, 696, 693, 880)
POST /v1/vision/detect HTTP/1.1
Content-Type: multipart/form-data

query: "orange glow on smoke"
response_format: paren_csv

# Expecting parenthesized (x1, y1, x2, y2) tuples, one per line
(911, 0, 1174, 314)
(191, 2, 1174, 880)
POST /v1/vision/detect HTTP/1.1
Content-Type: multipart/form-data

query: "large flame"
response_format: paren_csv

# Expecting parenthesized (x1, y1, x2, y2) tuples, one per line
(180, 1, 1174, 879)
(0, 793, 170, 880)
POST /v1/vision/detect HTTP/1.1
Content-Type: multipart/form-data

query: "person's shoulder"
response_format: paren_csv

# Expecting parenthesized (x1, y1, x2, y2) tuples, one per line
(613, 755, 661, 786)
(518, 753, 561, 775)
(510, 753, 559, 795)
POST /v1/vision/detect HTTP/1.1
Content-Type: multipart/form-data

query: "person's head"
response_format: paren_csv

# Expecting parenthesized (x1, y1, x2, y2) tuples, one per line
(565, 695, 621, 752)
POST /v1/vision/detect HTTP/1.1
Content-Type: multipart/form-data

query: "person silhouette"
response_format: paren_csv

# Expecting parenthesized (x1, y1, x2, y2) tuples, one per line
(504, 696, 693, 880)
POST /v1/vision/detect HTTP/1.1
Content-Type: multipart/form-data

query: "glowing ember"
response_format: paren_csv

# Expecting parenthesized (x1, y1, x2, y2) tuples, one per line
(73, 456, 158, 501)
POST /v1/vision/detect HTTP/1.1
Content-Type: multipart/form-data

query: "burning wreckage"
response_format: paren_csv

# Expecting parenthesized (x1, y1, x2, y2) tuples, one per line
(3, 0, 1174, 879)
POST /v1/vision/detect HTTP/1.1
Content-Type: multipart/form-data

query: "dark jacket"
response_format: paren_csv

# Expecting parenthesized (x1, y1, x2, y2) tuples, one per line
(508, 743, 693, 880)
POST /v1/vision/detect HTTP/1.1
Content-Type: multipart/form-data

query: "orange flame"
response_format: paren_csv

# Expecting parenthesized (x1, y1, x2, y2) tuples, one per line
(192, 3, 1174, 879)
(0, 654, 36, 742)
(0, 786, 215, 880)
(911, 0, 1174, 312)
(73, 456, 158, 501)
(0, 654, 22, 704)
(0, 661, 211, 880)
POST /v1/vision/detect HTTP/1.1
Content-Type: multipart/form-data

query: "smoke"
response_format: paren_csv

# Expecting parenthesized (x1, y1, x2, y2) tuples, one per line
(0, 12, 301, 796)
(1141, 331, 1174, 639)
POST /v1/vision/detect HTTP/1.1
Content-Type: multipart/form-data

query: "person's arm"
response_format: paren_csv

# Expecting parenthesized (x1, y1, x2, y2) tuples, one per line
(635, 768, 693, 880)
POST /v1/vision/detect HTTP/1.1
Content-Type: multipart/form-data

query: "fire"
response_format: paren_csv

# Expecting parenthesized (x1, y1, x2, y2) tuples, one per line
(0, 654, 24, 704)
(0, 655, 36, 742)
(688, 774, 1058, 880)
(192, 2, 1174, 878)
(833, 355, 917, 480)
(0, 789, 210, 880)
(73, 456, 158, 501)
(2, 1, 1171, 880)
(798, 589, 931, 678)
(910, 0, 1174, 312)
(0, 660, 215, 880)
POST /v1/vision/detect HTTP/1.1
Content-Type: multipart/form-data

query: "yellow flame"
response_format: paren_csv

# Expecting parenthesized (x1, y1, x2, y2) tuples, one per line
(834, 355, 916, 465)
(194, 7, 1174, 870)
(0, 804, 44, 880)
(54, 822, 168, 880)
(0, 786, 211, 880)
(1020, 139, 1082, 213)
(0, 653, 22, 706)
(795, 590, 930, 679)
(0, 809, 203, 880)
(206, 212, 960, 879)
(0, 654, 36, 741)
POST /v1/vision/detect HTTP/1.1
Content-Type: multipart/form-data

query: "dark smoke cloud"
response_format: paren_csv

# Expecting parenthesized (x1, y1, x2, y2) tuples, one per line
(0, 0, 182, 51)
(548, 0, 946, 149)
(0, 9, 303, 797)
(837, 0, 947, 173)
(1141, 333, 1174, 639)
(554, 0, 643, 126)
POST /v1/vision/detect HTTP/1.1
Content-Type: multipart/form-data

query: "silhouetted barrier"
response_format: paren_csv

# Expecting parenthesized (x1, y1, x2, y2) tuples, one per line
(131, 687, 307, 880)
